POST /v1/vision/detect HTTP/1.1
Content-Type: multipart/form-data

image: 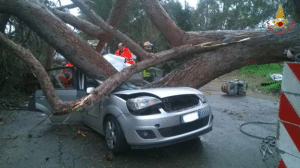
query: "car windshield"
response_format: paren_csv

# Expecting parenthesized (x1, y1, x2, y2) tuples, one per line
(113, 82, 140, 92)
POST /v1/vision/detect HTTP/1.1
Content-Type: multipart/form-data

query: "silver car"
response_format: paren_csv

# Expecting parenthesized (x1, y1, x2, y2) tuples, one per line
(29, 68, 213, 154)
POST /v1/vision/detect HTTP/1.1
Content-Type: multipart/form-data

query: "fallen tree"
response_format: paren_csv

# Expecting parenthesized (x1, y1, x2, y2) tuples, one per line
(0, 0, 299, 114)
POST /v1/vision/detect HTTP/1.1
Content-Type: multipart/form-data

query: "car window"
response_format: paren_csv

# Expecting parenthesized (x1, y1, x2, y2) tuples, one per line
(47, 67, 75, 89)
(86, 77, 99, 88)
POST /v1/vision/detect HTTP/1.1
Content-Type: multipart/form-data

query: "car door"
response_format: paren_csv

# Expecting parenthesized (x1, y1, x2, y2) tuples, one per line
(81, 77, 103, 132)
(34, 67, 85, 123)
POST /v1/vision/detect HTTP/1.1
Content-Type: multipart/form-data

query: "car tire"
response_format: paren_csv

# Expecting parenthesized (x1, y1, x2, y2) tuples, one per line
(104, 116, 129, 154)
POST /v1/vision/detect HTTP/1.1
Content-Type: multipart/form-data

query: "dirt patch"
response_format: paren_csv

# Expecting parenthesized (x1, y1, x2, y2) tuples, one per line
(200, 69, 280, 102)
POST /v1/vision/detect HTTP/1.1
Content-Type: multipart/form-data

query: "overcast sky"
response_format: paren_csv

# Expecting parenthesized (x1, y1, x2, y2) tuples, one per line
(53, 0, 199, 16)
(178, 0, 198, 8)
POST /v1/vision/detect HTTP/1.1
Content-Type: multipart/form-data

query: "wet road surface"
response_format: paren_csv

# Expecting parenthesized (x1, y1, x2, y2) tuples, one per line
(0, 91, 280, 168)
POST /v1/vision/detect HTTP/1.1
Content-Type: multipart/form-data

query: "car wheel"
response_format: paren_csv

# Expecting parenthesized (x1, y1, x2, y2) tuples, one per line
(104, 116, 129, 154)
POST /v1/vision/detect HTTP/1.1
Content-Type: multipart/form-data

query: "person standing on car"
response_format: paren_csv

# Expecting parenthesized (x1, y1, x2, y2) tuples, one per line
(115, 43, 135, 65)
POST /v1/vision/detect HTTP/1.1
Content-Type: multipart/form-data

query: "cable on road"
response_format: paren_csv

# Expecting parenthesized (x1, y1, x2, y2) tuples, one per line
(240, 121, 277, 161)
(239, 121, 276, 140)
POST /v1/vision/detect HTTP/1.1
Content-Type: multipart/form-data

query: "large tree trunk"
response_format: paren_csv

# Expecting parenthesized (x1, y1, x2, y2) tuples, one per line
(140, 0, 185, 47)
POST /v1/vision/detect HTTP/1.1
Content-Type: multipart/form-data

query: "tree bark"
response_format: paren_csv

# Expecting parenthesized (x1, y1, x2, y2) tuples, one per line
(51, 9, 104, 39)
(45, 45, 55, 69)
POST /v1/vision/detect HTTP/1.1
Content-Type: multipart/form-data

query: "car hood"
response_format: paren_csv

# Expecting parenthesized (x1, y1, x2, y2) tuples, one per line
(113, 87, 202, 98)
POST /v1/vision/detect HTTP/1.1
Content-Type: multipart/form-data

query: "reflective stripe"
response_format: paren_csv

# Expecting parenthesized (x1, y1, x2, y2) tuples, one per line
(58, 74, 72, 88)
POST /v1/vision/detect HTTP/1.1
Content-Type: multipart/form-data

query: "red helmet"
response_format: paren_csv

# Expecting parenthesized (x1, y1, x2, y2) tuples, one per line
(143, 41, 152, 47)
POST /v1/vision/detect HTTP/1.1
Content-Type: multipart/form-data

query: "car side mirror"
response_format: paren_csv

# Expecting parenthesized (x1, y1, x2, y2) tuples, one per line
(87, 87, 95, 94)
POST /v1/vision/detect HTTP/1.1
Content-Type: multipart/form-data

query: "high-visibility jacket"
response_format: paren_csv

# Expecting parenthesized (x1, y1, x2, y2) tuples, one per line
(58, 69, 72, 88)
(115, 46, 134, 65)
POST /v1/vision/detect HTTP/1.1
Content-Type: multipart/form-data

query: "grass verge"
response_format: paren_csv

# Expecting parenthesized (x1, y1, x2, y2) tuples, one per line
(240, 63, 283, 93)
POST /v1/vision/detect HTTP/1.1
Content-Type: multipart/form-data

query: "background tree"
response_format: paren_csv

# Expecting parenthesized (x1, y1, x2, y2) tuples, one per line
(191, 0, 295, 31)
(0, 15, 50, 100)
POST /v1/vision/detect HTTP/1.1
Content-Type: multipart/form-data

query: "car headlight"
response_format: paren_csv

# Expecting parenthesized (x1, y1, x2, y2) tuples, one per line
(127, 96, 162, 111)
(197, 94, 207, 103)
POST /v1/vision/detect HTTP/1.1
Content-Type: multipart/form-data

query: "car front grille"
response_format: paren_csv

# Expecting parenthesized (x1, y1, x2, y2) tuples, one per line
(162, 94, 199, 112)
(158, 115, 210, 137)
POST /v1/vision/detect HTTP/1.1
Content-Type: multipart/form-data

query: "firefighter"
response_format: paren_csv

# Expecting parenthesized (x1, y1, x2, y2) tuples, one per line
(142, 41, 160, 82)
(115, 43, 135, 65)
(285, 49, 300, 62)
(143, 41, 156, 53)
(58, 62, 73, 88)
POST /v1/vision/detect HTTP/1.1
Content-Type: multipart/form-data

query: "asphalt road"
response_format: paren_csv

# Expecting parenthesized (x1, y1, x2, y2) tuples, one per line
(0, 91, 280, 168)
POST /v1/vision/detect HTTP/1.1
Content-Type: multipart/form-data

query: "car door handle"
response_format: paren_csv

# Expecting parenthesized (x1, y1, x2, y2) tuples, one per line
(37, 96, 45, 99)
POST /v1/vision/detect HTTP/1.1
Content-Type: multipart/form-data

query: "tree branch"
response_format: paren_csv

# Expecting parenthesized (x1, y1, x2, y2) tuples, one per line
(56, 3, 77, 10)
(95, 0, 129, 53)
(140, 0, 185, 47)
(71, 0, 150, 60)
(51, 9, 104, 38)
